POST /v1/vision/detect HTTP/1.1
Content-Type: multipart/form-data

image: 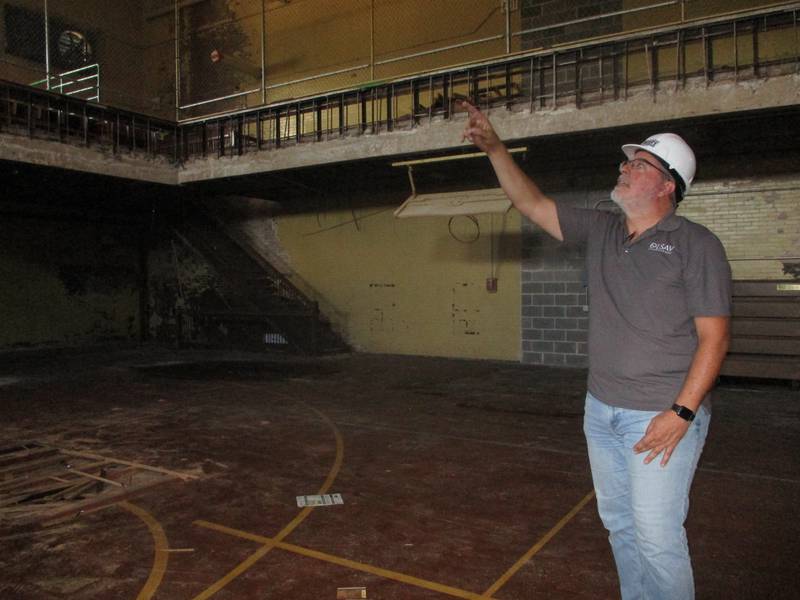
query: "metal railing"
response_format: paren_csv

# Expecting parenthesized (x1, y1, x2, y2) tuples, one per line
(0, 79, 178, 161)
(177, 5, 800, 162)
(29, 64, 100, 102)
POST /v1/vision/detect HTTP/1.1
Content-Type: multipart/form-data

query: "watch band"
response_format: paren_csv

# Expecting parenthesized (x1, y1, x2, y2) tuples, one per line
(671, 403, 696, 422)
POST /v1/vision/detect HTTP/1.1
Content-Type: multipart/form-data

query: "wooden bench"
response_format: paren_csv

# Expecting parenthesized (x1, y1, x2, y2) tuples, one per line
(721, 280, 800, 383)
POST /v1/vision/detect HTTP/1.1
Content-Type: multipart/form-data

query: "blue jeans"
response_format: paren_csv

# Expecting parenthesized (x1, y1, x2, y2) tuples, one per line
(583, 392, 710, 600)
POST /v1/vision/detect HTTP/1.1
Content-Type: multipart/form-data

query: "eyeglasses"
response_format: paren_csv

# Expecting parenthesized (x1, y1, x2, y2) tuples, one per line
(619, 158, 670, 178)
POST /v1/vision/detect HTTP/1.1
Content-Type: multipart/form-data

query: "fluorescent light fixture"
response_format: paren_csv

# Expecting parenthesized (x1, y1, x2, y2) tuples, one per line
(394, 188, 511, 218)
(391, 146, 526, 167)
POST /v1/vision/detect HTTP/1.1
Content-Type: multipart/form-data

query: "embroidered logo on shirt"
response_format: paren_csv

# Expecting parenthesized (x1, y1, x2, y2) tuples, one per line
(649, 242, 675, 254)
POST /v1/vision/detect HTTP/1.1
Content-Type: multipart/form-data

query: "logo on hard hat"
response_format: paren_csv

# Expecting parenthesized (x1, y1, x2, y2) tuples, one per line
(641, 138, 660, 148)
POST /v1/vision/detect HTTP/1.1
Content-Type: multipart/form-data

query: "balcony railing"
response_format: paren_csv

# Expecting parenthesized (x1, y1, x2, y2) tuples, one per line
(1, 79, 178, 161)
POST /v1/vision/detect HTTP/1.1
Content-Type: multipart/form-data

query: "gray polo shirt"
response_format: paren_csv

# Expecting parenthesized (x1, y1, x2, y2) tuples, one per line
(557, 203, 732, 411)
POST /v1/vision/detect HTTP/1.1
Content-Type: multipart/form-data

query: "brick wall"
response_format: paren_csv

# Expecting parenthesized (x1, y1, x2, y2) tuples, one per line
(520, 190, 609, 367)
(678, 178, 800, 280)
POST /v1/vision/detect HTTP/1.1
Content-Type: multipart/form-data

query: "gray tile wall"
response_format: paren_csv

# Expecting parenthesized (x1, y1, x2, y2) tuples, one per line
(520, 190, 611, 367)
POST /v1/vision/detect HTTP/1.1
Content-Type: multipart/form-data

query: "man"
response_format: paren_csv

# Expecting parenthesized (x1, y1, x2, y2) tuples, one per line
(460, 100, 731, 600)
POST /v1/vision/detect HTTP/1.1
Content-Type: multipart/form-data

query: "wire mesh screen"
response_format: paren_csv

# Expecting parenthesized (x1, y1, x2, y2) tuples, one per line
(373, 0, 509, 80)
(178, 0, 264, 118)
(264, 0, 371, 104)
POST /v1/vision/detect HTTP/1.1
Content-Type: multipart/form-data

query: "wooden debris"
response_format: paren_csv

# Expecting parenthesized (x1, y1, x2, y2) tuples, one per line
(0, 440, 198, 528)
(337, 587, 368, 599)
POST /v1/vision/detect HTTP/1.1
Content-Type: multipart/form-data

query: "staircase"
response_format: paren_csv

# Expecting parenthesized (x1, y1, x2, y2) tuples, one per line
(721, 280, 800, 384)
(175, 208, 347, 354)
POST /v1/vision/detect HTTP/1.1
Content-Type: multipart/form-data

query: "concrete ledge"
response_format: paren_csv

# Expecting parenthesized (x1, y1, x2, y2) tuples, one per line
(178, 73, 800, 183)
(0, 133, 178, 185)
(3, 72, 797, 186)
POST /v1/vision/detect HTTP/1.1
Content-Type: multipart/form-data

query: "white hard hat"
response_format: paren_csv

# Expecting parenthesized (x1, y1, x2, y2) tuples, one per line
(622, 133, 696, 202)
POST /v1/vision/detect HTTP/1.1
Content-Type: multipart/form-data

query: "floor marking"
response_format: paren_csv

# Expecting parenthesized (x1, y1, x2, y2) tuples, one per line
(697, 467, 800, 484)
(191, 403, 344, 600)
(194, 519, 498, 600)
(118, 501, 169, 600)
(480, 490, 596, 598)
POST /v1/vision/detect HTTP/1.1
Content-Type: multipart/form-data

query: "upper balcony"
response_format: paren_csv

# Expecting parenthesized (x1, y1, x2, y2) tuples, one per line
(0, 1, 798, 184)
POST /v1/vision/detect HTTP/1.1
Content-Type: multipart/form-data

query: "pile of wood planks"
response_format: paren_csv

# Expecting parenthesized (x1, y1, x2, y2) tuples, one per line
(0, 441, 196, 529)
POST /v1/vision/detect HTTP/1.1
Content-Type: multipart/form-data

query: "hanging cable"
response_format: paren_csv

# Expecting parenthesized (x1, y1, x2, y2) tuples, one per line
(448, 215, 480, 243)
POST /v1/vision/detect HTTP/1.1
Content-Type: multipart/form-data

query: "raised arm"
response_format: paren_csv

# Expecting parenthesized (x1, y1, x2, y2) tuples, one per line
(460, 100, 563, 241)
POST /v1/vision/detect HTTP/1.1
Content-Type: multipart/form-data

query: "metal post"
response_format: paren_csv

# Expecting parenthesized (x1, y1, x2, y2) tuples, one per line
(361, 90, 367, 132)
(44, 0, 50, 90)
(734, 21, 739, 81)
(27, 90, 32, 136)
(175, 0, 180, 121)
(529, 56, 534, 112)
(338, 95, 344, 136)
(505, 0, 511, 54)
(261, 0, 267, 104)
(599, 47, 604, 100)
(387, 84, 393, 131)
(753, 17, 760, 78)
(370, 0, 375, 80)
(315, 100, 322, 141)
(624, 42, 629, 100)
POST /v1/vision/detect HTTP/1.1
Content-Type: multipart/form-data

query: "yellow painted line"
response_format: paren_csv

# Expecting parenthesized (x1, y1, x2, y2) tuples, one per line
(480, 490, 596, 598)
(270, 405, 344, 543)
(119, 501, 169, 600)
(191, 403, 344, 600)
(195, 519, 498, 600)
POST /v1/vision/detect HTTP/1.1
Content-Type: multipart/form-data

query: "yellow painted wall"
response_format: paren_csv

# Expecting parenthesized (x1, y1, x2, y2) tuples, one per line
(273, 206, 521, 360)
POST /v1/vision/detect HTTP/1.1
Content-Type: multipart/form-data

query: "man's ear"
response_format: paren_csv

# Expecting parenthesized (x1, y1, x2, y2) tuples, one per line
(661, 178, 677, 199)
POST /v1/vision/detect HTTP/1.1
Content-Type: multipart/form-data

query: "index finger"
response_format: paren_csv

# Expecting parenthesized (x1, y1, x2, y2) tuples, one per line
(456, 98, 479, 114)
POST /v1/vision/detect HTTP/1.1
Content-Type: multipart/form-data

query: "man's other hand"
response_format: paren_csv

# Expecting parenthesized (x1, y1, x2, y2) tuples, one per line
(633, 410, 691, 466)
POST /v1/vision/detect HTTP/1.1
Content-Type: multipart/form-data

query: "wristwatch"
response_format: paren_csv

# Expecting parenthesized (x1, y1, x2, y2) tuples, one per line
(671, 403, 696, 422)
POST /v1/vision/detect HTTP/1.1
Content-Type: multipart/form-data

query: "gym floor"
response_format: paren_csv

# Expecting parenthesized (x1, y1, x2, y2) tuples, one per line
(1, 347, 798, 599)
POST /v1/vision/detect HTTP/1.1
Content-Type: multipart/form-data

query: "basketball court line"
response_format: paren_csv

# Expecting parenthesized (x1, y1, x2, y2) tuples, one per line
(194, 489, 595, 599)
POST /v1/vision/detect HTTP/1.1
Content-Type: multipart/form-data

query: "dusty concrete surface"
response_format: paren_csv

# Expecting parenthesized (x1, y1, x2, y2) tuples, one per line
(0, 346, 798, 599)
